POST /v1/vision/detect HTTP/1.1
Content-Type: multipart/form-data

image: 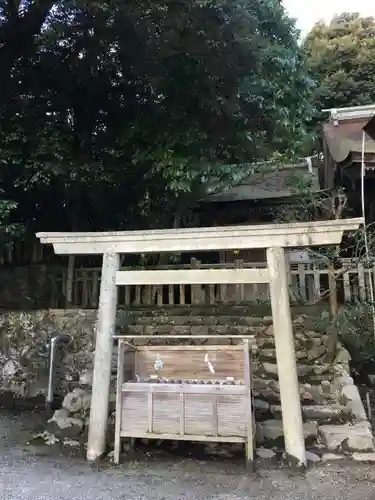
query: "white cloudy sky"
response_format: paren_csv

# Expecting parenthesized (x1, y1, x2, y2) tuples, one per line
(282, 0, 375, 36)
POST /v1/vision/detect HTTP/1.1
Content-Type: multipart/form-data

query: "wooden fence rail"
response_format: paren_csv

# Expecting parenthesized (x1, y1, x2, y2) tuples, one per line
(50, 257, 375, 309)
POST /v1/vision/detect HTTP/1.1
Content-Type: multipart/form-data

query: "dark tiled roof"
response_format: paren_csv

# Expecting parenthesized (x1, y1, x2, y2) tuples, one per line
(324, 118, 375, 164)
(201, 164, 320, 202)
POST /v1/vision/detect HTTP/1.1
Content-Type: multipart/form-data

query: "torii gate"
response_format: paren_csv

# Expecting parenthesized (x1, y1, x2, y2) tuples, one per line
(37, 218, 363, 468)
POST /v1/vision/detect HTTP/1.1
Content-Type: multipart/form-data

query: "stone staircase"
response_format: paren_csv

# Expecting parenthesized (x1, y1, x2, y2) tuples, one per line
(115, 306, 374, 457)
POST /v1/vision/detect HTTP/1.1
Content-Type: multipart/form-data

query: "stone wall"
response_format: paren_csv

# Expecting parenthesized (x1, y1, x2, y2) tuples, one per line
(0, 309, 97, 401)
(0, 307, 373, 461)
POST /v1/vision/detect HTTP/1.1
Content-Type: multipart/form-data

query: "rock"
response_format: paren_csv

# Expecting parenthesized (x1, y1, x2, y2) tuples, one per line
(263, 325, 274, 336)
(307, 345, 326, 361)
(311, 337, 322, 346)
(334, 347, 351, 365)
(253, 399, 269, 414)
(258, 349, 276, 361)
(368, 374, 375, 388)
(47, 416, 84, 438)
(320, 381, 332, 394)
(2, 360, 18, 377)
(262, 363, 278, 376)
(270, 405, 282, 420)
(62, 392, 83, 413)
(257, 420, 317, 445)
(302, 405, 351, 424)
(341, 385, 367, 422)
(63, 438, 81, 447)
(300, 384, 327, 405)
(306, 451, 321, 463)
(352, 453, 375, 463)
(334, 375, 354, 388)
(319, 423, 374, 452)
(322, 453, 345, 462)
(34, 431, 60, 446)
(50, 408, 70, 421)
(256, 448, 276, 459)
(81, 393, 91, 412)
(79, 370, 93, 387)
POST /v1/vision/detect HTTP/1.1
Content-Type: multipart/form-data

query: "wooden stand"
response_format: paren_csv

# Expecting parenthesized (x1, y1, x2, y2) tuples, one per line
(113, 336, 256, 469)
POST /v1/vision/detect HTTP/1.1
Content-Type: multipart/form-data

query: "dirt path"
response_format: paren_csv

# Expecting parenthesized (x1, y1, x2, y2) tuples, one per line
(1, 410, 375, 500)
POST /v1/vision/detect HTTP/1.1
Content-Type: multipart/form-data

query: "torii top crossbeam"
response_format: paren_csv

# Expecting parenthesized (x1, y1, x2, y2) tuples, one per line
(37, 218, 364, 254)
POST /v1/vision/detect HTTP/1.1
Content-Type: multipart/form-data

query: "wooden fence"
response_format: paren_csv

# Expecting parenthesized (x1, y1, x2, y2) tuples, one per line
(51, 257, 375, 309)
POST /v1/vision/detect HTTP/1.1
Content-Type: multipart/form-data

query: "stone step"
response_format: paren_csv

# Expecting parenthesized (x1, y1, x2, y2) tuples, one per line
(126, 305, 269, 317)
(125, 324, 261, 336)
(257, 420, 318, 447)
(129, 315, 272, 327)
(259, 362, 336, 382)
(269, 404, 352, 424)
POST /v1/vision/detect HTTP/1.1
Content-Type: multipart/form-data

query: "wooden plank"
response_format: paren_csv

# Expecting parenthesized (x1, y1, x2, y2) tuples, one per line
(343, 272, 351, 302)
(179, 284, 185, 305)
(91, 270, 100, 307)
(119, 432, 246, 443)
(134, 285, 141, 305)
(115, 336, 257, 349)
(212, 397, 218, 437)
(243, 339, 254, 470)
(358, 264, 366, 301)
(122, 384, 247, 395)
(168, 284, 174, 305)
(124, 285, 131, 307)
(134, 347, 246, 380)
(115, 268, 270, 286)
(37, 218, 363, 254)
(179, 392, 185, 436)
(114, 340, 125, 464)
(65, 255, 75, 307)
(148, 390, 153, 433)
(298, 263, 307, 302)
(136, 344, 248, 351)
(313, 264, 320, 300)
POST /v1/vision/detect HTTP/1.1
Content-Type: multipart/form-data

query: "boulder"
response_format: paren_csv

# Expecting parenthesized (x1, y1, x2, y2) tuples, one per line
(321, 453, 345, 462)
(307, 346, 326, 362)
(306, 451, 321, 463)
(341, 385, 367, 423)
(62, 391, 83, 413)
(301, 405, 352, 424)
(352, 453, 375, 463)
(47, 415, 84, 439)
(257, 420, 317, 445)
(79, 369, 93, 387)
(256, 448, 276, 459)
(262, 363, 278, 377)
(253, 399, 269, 415)
(319, 423, 374, 452)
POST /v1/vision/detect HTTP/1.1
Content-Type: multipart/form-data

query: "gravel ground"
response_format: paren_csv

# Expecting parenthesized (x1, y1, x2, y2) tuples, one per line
(2, 411, 375, 500)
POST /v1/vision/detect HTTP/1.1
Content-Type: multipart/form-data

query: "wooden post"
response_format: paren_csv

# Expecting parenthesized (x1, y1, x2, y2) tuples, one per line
(243, 339, 254, 471)
(114, 339, 125, 465)
(266, 247, 306, 469)
(191, 258, 201, 305)
(65, 255, 75, 308)
(87, 253, 120, 462)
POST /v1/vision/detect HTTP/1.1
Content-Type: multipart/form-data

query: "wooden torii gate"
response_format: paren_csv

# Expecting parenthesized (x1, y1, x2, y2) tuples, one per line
(37, 218, 363, 468)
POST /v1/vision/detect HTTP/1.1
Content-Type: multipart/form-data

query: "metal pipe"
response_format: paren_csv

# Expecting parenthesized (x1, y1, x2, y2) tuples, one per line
(46, 334, 72, 409)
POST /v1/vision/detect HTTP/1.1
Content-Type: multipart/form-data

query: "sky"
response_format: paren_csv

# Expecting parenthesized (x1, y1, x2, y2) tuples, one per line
(282, 0, 375, 37)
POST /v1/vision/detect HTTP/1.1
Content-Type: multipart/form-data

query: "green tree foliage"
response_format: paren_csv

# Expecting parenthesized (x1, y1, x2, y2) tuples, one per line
(304, 12, 375, 112)
(0, 0, 311, 236)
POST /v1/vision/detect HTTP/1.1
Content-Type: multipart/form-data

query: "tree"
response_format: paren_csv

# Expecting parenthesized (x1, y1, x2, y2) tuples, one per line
(0, 0, 312, 239)
(304, 13, 375, 113)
